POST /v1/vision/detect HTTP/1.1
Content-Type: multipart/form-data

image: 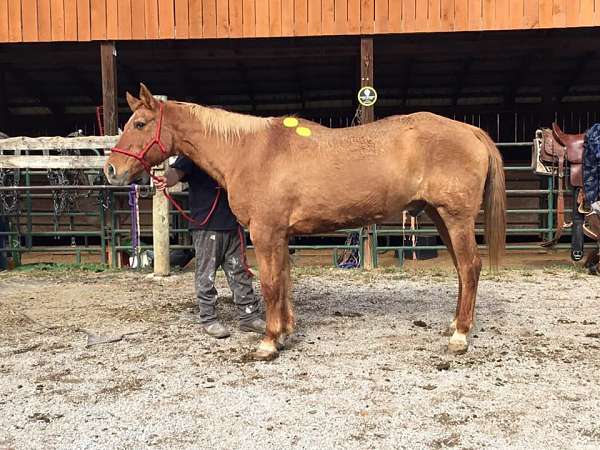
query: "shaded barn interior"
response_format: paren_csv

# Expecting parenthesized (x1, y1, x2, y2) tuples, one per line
(2, 28, 600, 138)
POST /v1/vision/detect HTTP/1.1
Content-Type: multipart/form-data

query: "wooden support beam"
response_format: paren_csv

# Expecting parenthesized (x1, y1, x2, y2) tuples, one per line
(101, 42, 118, 135)
(360, 37, 375, 270)
(360, 37, 375, 123)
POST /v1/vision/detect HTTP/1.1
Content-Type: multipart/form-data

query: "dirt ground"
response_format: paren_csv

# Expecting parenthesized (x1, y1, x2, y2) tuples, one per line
(1, 258, 600, 449)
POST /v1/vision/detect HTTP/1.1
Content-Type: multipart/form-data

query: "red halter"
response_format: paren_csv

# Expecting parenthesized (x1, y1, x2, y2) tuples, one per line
(111, 102, 169, 176)
(110, 102, 253, 276)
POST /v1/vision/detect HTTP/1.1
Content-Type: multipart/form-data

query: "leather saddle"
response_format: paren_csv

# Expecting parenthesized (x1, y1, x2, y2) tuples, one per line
(533, 123, 588, 259)
(535, 123, 584, 187)
(551, 123, 585, 187)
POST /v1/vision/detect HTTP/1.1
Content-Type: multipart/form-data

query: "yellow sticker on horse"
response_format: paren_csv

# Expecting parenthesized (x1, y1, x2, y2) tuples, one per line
(296, 127, 312, 137)
(283, 117, 299, 128)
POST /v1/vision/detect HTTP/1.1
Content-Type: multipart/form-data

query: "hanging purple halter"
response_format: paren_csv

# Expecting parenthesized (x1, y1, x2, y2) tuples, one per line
(128, 184, 141, 268)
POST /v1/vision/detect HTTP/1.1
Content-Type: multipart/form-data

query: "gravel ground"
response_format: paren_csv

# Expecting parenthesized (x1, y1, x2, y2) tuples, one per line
(1, 264, 600, 449)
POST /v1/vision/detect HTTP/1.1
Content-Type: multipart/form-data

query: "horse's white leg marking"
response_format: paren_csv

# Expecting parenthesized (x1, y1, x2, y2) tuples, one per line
(447, 330, 469, 354)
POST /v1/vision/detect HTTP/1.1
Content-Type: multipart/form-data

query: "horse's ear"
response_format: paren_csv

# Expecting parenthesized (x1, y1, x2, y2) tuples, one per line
(126, 92, 141, 112)
(139, 83, 158, 110)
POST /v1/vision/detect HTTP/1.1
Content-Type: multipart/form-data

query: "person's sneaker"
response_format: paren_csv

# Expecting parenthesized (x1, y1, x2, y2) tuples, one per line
(203, 322, 230, 339)
(239, 318, 266, 334)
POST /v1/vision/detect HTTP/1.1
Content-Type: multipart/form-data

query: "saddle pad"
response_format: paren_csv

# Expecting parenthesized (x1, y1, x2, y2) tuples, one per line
(532, 130, 555, 176)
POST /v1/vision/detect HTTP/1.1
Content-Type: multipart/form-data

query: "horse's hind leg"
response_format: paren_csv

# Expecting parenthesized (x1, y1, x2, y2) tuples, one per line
(436, 208, 482, 354)
(426, 206, 460, 336)
(249, 229, 291, 361)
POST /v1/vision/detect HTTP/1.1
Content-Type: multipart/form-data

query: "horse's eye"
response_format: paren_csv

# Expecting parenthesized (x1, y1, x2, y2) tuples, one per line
(135, 122, 145, 130)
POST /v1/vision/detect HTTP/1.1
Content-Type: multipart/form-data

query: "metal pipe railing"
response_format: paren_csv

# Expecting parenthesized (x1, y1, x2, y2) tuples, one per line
(0, 140, 586, 269)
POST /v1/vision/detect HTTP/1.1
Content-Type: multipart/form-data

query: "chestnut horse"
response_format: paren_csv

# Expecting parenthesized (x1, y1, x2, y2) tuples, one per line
(105, 84, 506, 361)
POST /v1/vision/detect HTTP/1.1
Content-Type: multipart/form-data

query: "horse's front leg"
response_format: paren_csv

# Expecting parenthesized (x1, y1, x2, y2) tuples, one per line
(249, 230, 291, 361)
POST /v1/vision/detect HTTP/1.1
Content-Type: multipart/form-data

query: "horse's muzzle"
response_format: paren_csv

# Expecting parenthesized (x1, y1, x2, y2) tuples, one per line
(104, 163, 129, 186)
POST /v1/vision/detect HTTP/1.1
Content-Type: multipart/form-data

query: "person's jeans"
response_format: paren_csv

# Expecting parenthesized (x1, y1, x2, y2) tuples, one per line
(192, 229, 260, 325)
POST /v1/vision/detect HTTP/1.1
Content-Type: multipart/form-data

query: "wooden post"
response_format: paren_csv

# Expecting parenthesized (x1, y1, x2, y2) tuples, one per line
(152, 95, 170, 276)
(152, 161, 171, 276)
(360, 37, 375, 269)
(100, 42, 118, 135)
(101, 41, 119, 266)
(360, 37, 375, 123)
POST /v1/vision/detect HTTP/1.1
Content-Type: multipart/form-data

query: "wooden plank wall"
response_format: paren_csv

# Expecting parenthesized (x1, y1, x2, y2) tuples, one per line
(2, 0, 600, 43)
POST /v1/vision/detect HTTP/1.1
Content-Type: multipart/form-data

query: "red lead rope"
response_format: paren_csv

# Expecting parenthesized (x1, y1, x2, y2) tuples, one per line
(110, 102, 254, 277)
(164, 187, 222, 228)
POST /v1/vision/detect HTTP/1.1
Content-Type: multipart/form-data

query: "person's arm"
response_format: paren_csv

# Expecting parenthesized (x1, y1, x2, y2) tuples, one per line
(154, 167, 184, 191)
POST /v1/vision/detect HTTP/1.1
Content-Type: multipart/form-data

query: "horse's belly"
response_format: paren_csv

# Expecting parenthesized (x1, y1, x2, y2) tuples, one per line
(289, 194, 416, 234)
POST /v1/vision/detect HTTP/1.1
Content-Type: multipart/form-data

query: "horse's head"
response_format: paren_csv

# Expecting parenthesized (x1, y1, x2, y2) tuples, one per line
(104, 83, 176, 185)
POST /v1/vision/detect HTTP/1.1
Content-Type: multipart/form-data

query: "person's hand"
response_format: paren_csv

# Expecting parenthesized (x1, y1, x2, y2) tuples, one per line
(592, 201, 600, 214)
(154, 176, 168, 192)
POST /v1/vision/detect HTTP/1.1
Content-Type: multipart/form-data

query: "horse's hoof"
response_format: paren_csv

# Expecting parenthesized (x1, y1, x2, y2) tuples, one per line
(250, 349, 279, 361)
(447, 332, 469, 355)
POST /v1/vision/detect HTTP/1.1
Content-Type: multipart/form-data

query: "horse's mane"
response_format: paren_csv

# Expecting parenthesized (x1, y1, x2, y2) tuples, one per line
(176, 102, 274, 141)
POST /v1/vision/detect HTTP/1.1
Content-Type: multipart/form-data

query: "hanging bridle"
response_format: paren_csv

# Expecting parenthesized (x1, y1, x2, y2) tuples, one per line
(110, 101, 253, 276)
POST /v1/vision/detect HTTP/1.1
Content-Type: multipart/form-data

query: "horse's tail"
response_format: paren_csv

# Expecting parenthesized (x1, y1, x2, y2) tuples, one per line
(473, 128, 506, 271)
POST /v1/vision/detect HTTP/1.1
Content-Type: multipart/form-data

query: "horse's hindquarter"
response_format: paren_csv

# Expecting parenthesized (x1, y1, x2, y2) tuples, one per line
(406, 114, 491, 213)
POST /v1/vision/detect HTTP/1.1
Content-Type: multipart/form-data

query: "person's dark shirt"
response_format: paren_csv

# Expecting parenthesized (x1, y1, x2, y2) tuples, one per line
(170, 156, 238, 231)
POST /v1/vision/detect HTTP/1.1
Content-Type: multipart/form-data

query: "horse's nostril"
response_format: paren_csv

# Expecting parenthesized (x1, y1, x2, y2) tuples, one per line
(107, 164, 116, 178)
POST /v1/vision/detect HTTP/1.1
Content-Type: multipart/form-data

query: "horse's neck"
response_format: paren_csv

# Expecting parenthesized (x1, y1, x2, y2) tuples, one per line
(173, 123, 239, 190)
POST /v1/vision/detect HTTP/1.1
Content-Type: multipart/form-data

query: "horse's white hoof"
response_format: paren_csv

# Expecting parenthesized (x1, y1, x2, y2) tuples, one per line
(250, 340, 279, 361)
(250, 349, 279, 361)
(447, 331, 469, 355)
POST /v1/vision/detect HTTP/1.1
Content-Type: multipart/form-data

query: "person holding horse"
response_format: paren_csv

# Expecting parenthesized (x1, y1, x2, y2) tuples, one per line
(155, 155, 265, 338)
